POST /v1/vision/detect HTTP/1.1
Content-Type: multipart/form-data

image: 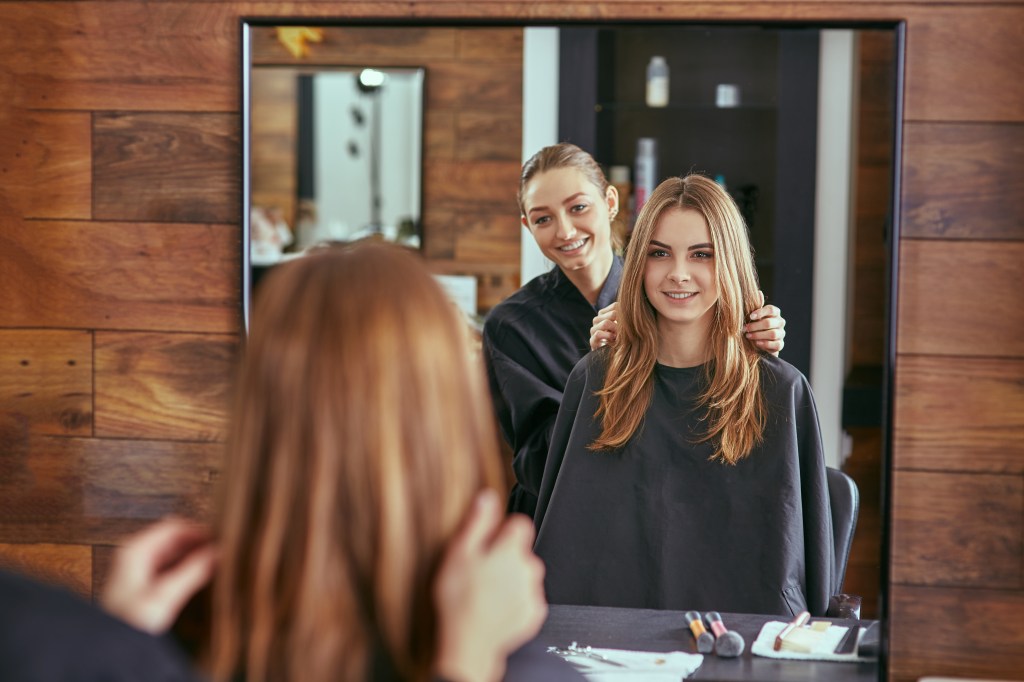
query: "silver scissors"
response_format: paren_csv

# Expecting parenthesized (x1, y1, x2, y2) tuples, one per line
(547, 640, 627, 667)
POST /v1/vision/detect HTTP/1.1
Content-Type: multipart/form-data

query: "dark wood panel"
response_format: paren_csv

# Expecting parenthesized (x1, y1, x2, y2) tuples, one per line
(250, 68, 299, 228)
(1, 2, 239, 112)
(95, 332, 237, 441)
(902, 5, 1024, 123)
(92, 545, 115, 603)
(93, 112, 240, 224)
(891, 470, 1022, 588)
(897, 240, 1024, 358)
(0, 543, 92, 599)
(426, 62, 524, 109)
(902, 122, 1024, 240)
(425, 110, 457, 160)
(456, 27, 524, 61)
(0, 330, 92, 437)
(0, 220, 240, 333)
(895, 355, 1024, 474)
(250, 25, 458, 65)
(455, 110, 523, 161)
(424, 160, 522, 210)
(889, 585, 1024, 682)
(0, 112, 91, 220)
(0, 435, 221, 546)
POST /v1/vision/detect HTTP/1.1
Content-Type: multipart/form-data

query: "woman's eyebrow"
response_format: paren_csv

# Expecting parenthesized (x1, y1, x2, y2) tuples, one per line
(650, 239, 672, 250)
(687, 242, 714, 251)
(526, 192, 588, 215)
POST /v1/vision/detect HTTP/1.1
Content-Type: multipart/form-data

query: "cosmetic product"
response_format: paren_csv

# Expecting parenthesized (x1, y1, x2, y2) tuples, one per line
(634, 137, 658, 220)
(646, 56, 669, 107)
(704, 612, 745, 658)
(715, 83, 740, 108)
(684, 610, 715, 653)
(773, 610, 810, 651)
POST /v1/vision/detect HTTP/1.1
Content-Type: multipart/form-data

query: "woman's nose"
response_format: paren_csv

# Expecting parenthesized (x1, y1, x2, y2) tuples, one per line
(555, 217, 577, 240)
(668, 269, 690, 284)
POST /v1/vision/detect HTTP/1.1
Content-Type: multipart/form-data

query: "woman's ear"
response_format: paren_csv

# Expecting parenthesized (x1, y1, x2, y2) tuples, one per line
(520, 214, 531, 232)
(606, 185, 620, 216)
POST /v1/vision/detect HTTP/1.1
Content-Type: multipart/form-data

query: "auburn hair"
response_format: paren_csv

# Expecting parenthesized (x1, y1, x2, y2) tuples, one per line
(592, 174, 766, 464)
(210, 243, 504, 682)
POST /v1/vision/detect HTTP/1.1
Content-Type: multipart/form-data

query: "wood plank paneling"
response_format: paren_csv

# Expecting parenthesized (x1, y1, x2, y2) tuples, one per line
(0, 2, 240, 112)
(95, 332, 237, 441)
(0, 435, 221, 546)
(897, 240, 1024, 358)
(901, 5, 1024, 123)
(250, 25, 459, 66)
(0, 112, 91, 220)
(250, 68, 299, 228)
(891, 470, 1022, 588)
(455, 110, 523, 160)
(0, 219, 240, 332)
(895, 355, 1024, 474)
(93, 112, 240, 224)
(902, 122, 1024, 240)
(427, 62, 524, 109)
(889, 585, 1024, 682)
(0, 543, 92, 599)
(424, 160, 522, 209)
(0, 330, 92, 437)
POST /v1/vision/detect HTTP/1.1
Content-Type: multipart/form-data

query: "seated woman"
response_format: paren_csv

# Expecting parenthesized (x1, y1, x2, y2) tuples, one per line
(533, 174, 834, 617)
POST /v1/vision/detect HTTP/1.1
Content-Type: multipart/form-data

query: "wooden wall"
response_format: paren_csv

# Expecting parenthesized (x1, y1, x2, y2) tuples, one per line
(0, 2, 1021, 681)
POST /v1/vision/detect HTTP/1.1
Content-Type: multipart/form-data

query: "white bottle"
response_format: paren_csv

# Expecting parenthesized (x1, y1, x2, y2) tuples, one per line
(646, 56, 669, 108)
(634, 137, 658, 220)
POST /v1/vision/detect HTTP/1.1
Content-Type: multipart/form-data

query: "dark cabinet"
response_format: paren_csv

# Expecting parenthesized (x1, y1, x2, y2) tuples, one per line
(559, 25, 820, 376)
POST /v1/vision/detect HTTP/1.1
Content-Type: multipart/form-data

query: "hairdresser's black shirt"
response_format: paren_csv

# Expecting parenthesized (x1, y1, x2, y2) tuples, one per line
(534, 353, 835, 617)
(0, 568, 203, 682)
(482, 257, 623, 518)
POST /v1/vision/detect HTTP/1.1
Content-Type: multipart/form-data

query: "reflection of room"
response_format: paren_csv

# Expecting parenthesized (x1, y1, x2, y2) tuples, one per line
(246, 24, 894, 622)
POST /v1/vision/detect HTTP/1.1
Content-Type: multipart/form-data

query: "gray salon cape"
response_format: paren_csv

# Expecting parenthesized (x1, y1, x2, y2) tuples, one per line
(533, 352, 835, 617)
(482, 257, 623, 518)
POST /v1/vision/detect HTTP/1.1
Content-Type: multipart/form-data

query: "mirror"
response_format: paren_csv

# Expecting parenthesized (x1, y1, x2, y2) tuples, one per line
(243, 21, 901, 630)
(247, 46, 424, 278)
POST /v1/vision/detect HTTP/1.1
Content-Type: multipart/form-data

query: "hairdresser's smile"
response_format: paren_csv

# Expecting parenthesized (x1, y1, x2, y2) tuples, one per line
(644, 207, 719, 330)
(521, 167, 614, 275)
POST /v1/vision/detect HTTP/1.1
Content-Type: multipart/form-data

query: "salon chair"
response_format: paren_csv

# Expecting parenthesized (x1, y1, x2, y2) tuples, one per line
(826, 467, 861, 619)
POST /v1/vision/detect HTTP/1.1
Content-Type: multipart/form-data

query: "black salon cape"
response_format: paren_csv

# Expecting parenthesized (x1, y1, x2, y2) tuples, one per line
(482, 257, 623, 518)
(0, 568, 203, 682)
(533, 352, 835, 617)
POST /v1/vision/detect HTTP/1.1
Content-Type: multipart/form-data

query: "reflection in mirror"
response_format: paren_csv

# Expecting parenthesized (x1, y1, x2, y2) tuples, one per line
(249, 64, 423, 269)
(243, 21, 900, 631)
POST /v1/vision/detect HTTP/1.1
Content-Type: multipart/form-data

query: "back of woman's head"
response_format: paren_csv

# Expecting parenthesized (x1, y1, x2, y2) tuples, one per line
(212, 242, 504, 682)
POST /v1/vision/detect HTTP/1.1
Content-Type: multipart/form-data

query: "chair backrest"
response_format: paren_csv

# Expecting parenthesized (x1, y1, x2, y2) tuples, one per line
(825, 467, 860, 595)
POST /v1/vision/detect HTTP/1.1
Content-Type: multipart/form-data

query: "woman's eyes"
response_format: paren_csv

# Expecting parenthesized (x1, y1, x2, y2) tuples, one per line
(570, 203, 589, 213)
(692, 250, 714, 259)
(533, 216, 551, 226)
(647, 248, 670, 258)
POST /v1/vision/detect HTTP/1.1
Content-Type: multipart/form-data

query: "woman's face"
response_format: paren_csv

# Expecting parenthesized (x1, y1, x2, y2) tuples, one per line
(643, 207, 719, 329)
(520, 167, 616, 276)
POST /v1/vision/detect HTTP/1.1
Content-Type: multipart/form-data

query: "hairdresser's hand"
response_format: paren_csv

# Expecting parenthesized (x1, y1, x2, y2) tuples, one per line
(434, 490, 547, 682)
(590, 302, 619, 351)
(101, 517, 216, 635)
(745, 290, 785, 357)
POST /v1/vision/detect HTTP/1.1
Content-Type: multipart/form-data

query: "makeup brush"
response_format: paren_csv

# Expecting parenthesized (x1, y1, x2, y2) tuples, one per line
(684, 610, 715, 653)
(704, 611, 745, 658)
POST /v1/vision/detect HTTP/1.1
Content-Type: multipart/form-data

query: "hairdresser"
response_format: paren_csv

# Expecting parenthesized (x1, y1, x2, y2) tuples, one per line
(482, 143, 786, 518)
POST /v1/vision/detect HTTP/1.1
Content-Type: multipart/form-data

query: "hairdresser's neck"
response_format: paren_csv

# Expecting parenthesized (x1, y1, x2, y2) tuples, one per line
(562, 246, 614, 306)
(656, 316, 712, 368)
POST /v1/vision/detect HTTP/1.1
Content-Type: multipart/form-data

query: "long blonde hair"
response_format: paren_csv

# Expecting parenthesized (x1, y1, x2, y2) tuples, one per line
(210, 243, 504, 682)
(592, 174, 766, 463)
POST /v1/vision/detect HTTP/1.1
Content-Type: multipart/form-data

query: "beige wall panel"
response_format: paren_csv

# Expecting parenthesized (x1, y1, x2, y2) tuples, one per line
(94, 332, 237, 441)
(891, 470, 1022, 588)
(0, 543, 92, 599)
(0, 434, 221, 545)
(93, 112, 240, 224)
(897, 240, 1024, 358)
(0, 330, 92, 437)
(894, 355, 1024, 474)
(889, 585, 1024, 682)
(0, 220, 240, 333)
(902, 122, 1024, 240)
